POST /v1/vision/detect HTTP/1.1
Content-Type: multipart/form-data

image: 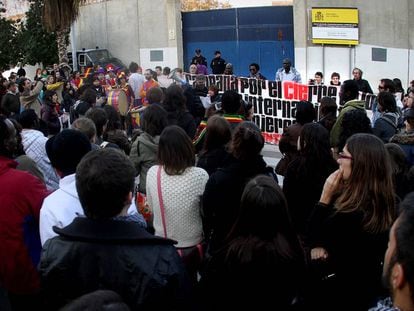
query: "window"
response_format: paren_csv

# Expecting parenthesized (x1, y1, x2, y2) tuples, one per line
(150, 50, 163, 62)
(372, 48, 387, 62)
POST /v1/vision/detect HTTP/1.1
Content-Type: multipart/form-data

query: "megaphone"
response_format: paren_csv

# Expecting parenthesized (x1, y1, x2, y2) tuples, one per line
(168, 68, 188, 86)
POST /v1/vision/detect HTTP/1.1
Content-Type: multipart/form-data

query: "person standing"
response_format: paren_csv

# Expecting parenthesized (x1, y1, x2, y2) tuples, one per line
(39, 148, 193, 310)
(140, 69, 159, 106)
(191, 48, 207, 67)
(352, 67, 373, 94)
(210, 50, 226, 74)
(0, 81, 20, 117)
(0, 116, 48, 309)
(249, 63, 267, 80)
(369, 193, 414, 311)
(275, 58, 302, 83)
(128, 62, 145, 107)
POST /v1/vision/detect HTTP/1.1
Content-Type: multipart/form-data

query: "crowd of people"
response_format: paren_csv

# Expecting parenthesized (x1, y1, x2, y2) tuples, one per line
(1, 53, 414, 311)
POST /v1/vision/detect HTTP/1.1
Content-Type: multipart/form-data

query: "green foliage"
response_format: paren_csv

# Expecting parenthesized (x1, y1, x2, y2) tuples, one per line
(0, 3, 20, 70)
(20, 0, 58, 66)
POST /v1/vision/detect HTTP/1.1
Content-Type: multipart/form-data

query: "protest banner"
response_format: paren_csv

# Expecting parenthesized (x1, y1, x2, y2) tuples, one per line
(184, 73, 376, 144)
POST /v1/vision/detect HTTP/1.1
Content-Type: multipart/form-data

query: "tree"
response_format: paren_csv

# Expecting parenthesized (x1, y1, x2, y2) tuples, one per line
(42, 0, 84, 64)
(181, 0, 231, 11)
(19, 0, 58, 66)
(0, 1, 20, 70)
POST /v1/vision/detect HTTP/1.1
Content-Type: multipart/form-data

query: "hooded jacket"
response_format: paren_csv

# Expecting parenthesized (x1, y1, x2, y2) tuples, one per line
(0, 156, 48, 294)
(373, 112, 399, 143)
(130, 132, 159, 194)
(330, 99, 366, 147)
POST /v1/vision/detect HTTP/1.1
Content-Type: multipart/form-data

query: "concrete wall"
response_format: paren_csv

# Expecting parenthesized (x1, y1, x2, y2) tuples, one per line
(73, 0, 182, 71)
(294, 0, 414, 90)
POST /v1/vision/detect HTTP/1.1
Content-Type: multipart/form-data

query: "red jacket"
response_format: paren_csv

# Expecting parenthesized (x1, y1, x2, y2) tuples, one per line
(0, 156, 48, 294)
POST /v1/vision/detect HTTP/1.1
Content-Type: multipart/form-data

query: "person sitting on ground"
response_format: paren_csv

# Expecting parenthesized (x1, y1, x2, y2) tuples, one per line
(40, 148, 193, 310)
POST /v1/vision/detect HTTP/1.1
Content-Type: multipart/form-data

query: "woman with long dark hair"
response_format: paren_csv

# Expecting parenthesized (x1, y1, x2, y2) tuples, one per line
(199, 175, 306, 310)
(276, 100, 316, 176)
(197, 115, 231, 175)
(308, 133, 395, 310)
(283, 123, 337, 239)
(41, 90, 61, 136)
(162, 84, 196, 139)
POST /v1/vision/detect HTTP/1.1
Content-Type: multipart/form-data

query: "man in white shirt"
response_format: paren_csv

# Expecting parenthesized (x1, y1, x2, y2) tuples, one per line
(275, 58, 302, 83)
(127, 62, 145, 107)
(40, 129, 146, 246)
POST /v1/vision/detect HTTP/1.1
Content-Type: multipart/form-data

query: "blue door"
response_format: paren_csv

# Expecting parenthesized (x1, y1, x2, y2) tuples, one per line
(182, 6, 294, 80)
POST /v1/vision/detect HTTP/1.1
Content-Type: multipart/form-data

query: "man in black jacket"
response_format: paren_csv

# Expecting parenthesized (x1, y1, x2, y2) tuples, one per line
(191, 48, 207, 67)
(352, 67, 373, 94)
(0, 82, 20, 117)
(210, 50, 226, 74)
(39, 148, 192, 310)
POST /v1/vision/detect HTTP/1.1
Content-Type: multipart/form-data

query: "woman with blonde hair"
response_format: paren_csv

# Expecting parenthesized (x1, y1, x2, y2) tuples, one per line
(308, 133, 395, 311)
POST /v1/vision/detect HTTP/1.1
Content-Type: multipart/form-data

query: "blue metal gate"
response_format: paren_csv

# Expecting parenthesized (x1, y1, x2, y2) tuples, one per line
(182, 6, 294, 80)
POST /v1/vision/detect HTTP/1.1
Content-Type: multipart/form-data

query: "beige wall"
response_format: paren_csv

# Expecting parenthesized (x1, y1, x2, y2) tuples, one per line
(73, 0, 183, 70)
(293, 0, 414, 88)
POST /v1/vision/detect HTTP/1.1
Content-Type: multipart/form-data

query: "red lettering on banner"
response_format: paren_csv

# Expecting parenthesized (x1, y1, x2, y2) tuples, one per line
(283, 82, 309, 101)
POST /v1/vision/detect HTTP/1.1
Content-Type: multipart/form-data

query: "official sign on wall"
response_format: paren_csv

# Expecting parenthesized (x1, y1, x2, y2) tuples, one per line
(311, 7, 359, 45)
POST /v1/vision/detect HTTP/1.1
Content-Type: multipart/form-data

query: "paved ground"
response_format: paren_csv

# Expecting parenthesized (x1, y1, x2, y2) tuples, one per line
(261, 143, 284, 185)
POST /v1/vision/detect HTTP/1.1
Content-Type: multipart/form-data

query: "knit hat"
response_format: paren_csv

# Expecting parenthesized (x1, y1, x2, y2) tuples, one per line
(46, 129, 91, 176)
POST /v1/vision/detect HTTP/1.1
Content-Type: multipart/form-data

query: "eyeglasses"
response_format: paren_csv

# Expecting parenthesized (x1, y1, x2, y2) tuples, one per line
(249, 68, 256, 72)
(338, 152, 352, 160)
(378, 85, 385, 90)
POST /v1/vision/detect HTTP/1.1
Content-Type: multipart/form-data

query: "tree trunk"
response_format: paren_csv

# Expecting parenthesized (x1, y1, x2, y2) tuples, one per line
(56, 28, 72, 79)
(56, 28, 69, 64)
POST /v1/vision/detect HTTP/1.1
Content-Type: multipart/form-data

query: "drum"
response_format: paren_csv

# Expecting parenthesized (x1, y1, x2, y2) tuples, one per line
(106, 89, 128, 116)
